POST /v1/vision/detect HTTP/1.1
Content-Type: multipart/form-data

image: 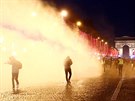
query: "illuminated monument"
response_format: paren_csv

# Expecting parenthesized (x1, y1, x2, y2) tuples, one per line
(115, 36, 135, 58)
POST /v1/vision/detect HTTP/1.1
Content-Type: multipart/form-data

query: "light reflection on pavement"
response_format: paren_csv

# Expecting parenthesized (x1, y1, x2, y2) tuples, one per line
(1, 65, 135, 101)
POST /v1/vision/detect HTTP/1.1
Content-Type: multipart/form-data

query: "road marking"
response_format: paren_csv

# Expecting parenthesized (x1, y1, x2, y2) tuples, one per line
(111, 79, 123, 101)
(111, 71, 126, 101)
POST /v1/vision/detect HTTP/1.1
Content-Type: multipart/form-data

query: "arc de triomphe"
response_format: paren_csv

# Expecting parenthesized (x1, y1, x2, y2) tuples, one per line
(115, 36, 135, 58)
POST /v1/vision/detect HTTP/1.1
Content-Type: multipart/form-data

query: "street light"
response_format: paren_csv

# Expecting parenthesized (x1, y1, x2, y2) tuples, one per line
(60, 10, 68, 18)
(104, 42, 108, 55)
(76, 21, 82, 27)
(105, 42, 108, 45)
(100, 39, 104, 54)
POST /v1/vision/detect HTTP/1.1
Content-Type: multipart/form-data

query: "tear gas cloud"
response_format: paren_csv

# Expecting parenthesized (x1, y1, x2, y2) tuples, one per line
(0, 0, 103, 92)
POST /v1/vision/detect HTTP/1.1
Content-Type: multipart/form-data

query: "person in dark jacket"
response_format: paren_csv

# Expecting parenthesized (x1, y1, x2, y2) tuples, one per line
(64, 56, 73, 83)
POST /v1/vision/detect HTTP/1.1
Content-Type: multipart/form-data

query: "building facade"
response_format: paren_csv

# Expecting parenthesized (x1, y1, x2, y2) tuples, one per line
(115, 36, 135, 58)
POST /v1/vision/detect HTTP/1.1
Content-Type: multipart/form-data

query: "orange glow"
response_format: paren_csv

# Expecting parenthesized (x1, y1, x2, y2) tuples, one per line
(76, 21, 82, 27)
(60, 10, 68, 17)
(101, 39, 104, 42)
(105, 42, 108, 44)
(0, 0, 103, 92)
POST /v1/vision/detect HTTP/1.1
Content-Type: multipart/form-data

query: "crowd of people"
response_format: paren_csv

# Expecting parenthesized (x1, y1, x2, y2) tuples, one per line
(102, 56, 135, 75)
(4, 55, 135, 93)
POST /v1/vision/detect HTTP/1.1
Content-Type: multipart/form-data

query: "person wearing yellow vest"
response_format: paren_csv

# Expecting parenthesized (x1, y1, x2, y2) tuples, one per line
(118, 57, 124, 76)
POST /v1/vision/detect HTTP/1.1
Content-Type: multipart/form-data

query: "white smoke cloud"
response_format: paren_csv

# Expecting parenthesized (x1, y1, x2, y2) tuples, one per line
(0, 0, 103, 92)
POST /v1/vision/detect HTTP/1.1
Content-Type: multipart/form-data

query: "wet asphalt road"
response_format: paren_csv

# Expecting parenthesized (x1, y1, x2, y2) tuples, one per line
(117, 66, 135, 101)
(0, 65, 135, 101)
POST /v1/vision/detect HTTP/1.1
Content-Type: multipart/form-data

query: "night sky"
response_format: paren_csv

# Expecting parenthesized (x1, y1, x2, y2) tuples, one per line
(42, 0, 135, 44)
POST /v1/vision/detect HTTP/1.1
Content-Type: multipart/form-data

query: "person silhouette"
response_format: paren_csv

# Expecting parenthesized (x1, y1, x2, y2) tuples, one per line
(64, 56, 73, 83)
(118, 57, 124, 76)
(6, 56, 22, 92)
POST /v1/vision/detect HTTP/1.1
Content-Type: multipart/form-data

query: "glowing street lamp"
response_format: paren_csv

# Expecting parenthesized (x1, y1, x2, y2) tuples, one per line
(101, 39, 104, 42)
(105, 42, 108, 45)
(104, 42, 108, 55)
(76, 21, 82, 27)
(97, 37, 100, 40)
(100, 39, 104, 54)
(60, 10, 68, 18)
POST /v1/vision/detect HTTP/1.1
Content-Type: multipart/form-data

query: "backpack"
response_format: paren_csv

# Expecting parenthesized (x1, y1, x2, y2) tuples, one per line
(16, 61, 22, 69)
